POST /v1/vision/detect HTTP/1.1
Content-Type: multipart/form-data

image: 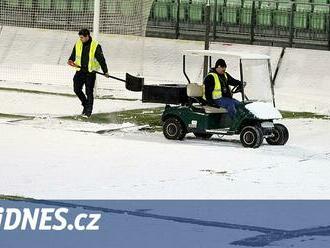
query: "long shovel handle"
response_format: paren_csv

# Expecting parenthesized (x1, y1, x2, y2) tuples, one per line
(68, 62, 126, 83)
(92, 71, 126, 83)
(68, 61, 143, 91)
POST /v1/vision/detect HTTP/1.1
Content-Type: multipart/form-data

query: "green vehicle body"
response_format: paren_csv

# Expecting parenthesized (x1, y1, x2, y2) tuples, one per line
(162, 102, 264, 135)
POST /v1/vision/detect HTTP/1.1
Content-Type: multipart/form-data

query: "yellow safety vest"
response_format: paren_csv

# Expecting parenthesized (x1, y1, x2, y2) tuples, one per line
(74, 39, 100, 72)
(203, 72, 228, 100)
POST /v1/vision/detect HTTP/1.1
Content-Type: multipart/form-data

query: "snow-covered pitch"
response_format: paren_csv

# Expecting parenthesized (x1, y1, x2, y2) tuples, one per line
(0, 27, 330, 199)
(1, 25, 330, 248)
(0, 27, 329, 200)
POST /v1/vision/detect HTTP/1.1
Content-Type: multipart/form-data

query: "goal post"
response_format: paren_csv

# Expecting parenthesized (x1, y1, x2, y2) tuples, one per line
(0, 0, 153, 35)
(0, 0, 153, 97)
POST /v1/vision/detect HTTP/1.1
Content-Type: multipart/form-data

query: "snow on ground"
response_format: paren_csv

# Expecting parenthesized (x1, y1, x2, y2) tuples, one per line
(276, 48, 330, 115)
(0, 90, 160, 117)
(0, 116, 329, 199)
(0, 26, 329, 200)
(0, 25, 330, 248)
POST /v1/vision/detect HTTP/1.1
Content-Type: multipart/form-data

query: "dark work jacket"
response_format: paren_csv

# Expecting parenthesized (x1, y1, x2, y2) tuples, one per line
(69, 37, 108, 74)
(203, 68, 241, 105)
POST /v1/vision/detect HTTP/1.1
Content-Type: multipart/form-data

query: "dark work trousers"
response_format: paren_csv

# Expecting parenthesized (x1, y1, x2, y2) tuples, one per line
(73, 71, 96, 115)
(214, 97, 241, 119)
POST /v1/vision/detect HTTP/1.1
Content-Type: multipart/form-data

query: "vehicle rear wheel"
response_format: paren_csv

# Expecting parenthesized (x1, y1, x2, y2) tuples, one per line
(193, 132, 213, 139)
(240, 126, 263, 148)
(266, 124, 289, 145)
(163, 117, 186, 140)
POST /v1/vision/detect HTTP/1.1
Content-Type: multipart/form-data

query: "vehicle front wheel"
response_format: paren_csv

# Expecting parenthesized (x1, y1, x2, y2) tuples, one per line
(266, 123, 289, 145)
(240, 126, 263, 148)
(163, 117, 186, 140)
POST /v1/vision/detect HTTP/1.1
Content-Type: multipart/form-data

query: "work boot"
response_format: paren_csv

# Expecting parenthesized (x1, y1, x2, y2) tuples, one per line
(84, 111, 92, 118)
(84, 104, 93, 118)
(82, 103, 87, 115)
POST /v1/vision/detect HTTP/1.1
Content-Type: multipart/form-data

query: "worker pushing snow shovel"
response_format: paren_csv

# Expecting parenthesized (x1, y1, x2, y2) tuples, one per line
(68, 28, 144, 118)
(68, 28, 109, 118)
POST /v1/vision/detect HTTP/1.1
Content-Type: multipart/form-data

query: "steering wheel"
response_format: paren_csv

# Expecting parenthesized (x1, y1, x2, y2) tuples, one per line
(231, 84, 242, 94)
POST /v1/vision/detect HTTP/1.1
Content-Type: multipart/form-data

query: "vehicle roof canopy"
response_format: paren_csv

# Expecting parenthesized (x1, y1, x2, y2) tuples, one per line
(182, 50, 270, 60)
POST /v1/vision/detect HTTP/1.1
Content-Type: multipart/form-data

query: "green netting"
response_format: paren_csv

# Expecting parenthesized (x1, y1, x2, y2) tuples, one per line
(54, 0, 69, 10)
(5, 0, 19, 6)
(38, 0, 52, 9)
(5, 0, 34, 7)
(120, 0, 135, 16)
(69, 0, 93, 11)
(71, 1, 83, 11)
(22, 0, 33, 8)
(105, 0, 116, 14)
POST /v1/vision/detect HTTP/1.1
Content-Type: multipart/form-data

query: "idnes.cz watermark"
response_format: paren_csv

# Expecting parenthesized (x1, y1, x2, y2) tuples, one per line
(0, 207, 101, 231)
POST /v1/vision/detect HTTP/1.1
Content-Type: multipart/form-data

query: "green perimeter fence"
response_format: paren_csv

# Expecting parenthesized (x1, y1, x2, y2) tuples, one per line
(148, 0, 330, 50)
(0, 0, 329, 49)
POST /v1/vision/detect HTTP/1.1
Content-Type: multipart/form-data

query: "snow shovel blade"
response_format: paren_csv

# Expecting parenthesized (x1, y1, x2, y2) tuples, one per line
(125, 73, 144, 92)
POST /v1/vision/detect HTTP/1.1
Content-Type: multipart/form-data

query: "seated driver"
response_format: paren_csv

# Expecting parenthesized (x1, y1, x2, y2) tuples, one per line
(203, 59, 242, 118)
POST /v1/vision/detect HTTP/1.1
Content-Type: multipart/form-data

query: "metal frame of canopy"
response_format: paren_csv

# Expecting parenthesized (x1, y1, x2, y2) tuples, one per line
(182, 49, 275, 106)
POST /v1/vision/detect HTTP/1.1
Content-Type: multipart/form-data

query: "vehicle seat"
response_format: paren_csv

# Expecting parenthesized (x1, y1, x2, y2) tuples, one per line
(186, 83, 227, 114)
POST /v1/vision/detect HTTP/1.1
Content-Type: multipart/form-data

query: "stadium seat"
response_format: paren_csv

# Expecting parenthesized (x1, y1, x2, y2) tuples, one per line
(171, 2, 188, 21)
(294, 0, 311, 29)
(154, 0, 169, 20)
(203, 0, 225, 23)
(223, 0, 241, 24)
(226, 0, 242, 6)
(189, 1, 204, 23)
(274, 1, 291, 28)
(295, 0, 312, 12)
(310, 0, 328, 31)
(294, 12, 308, 29)
(257, 2, 276, 27)
(240, 0, 253, 25)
